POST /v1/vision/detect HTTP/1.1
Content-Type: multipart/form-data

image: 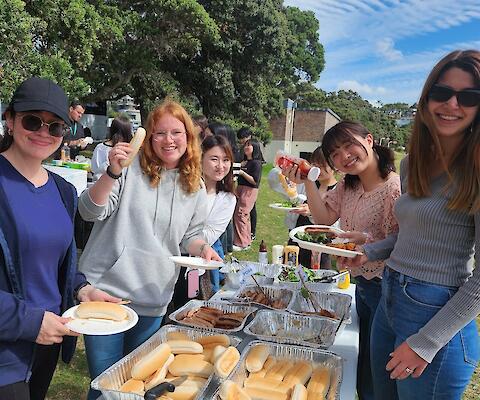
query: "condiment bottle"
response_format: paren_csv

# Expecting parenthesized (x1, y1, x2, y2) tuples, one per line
(337, 269, 350, 289)
(310, 251, 321, 270)
(271, 244, 284, 264)
(60, 143, 70, 162)
(258, 240, 268, 263)
(283, 245, 300, 266)
(274, 151, 320, 181)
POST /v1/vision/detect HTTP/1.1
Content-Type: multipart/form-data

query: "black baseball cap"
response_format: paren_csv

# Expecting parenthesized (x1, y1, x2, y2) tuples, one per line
(8, 77, 70, 125)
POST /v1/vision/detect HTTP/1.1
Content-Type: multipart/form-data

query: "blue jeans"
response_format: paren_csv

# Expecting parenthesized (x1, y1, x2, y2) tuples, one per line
(371, 267, 479, 400)
(209, 239, 225, 293)
(355, 275, 382, 400)
(84, 315, 163, 400)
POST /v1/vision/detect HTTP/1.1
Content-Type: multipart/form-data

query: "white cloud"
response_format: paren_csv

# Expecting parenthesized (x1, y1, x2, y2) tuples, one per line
(376, 38, 403, 61)
(337, 80, 387, 96)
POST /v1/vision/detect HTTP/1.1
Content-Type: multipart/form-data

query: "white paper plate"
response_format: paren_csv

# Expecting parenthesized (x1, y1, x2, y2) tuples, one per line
(289, 225, 363, 258)
(170, 256, 224, 270)
(62, 305, 138, 335)
(269, 203, 302, 211)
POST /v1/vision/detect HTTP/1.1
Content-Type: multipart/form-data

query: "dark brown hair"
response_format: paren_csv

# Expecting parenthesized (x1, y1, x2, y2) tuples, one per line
(322, 121, 395, 189)
(408, 49, 480, 212)
(201, 135, 235, 194)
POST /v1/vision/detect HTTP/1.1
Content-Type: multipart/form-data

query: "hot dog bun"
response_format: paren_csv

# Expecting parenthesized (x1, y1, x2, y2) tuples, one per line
(166, 340, 203, 354)
(214, 346, 240, 378)
(218, 380, 252, 400)
(307, 366, 331, 398)
(283, 361, 313, 387)
(212, 345, 227, 363)
(196, 334, 230, 347)
(76, 302, 127, 321)
(244, 387, 288, 400)
(131, 343, 172, 380)
(166, 331, 190, 341)
(291, 384, 308, 400)
(119, 378, 144, 395)
(144, 353, 175, 390)
(120, 127, 146, 168)
(246, 344, 269, 373)
(167, 385, 199, 400)
(168, 355, 213, 378)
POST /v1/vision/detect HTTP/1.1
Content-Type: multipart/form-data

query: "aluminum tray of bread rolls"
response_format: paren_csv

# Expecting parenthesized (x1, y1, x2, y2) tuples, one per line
(243, 310, 339, 348)
(211, 340, 343, 400)
(91, 324, 242, 400)
(288, 291, 353, 324)
(168, 300, 258, 333)
(229, 284, 295, 310)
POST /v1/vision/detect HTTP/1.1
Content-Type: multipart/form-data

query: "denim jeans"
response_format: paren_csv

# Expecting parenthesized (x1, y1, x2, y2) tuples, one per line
(84, 315, 163, 400)
(371, 267, 479, 400)
(210, 239, 225, 293)
(355, 275, 382, 400)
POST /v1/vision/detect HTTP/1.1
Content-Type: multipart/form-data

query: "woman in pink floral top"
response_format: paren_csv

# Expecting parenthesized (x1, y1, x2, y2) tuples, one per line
(282, 121, 400, 400)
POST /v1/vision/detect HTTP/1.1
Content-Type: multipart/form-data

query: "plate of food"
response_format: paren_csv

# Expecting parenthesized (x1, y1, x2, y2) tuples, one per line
(269, 201, 303, 211)
(289, 225, 363, 258)
(170, 256, 224, 270)
(62, 302, 138, 335)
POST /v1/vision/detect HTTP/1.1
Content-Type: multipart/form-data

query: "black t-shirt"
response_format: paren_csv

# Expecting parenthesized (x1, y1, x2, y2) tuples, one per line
(237, 159, 262, 188)
(55, 121, 85, 159)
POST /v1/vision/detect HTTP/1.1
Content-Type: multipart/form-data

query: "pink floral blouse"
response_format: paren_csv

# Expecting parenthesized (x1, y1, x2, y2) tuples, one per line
(324, 174, 401, 279)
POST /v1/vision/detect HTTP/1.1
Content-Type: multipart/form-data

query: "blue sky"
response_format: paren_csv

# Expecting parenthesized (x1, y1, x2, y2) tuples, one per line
(284, 0, 480, 106)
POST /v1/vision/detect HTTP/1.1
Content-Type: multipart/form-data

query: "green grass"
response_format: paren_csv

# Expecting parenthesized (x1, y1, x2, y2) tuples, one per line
(47, 161, 479, 399)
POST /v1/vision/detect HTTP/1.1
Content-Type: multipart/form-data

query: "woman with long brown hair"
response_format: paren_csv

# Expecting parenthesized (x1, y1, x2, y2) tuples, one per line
(345, 50, 480, 399)
(78, 99, 220, 400)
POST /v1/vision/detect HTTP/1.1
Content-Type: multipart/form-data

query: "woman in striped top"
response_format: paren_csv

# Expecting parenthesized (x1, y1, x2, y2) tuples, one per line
(346, 50, 480, 400)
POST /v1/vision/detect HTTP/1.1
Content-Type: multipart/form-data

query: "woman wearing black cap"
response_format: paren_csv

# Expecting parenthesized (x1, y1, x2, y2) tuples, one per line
(0, 77, 119, 400)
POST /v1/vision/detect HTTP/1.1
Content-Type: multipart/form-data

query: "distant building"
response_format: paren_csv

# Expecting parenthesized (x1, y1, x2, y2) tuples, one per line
(113, 95, 141, 131)
(264, 108, 341, 163)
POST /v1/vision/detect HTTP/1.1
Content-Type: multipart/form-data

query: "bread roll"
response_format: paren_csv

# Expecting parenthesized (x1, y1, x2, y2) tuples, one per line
(291, 384, 308, 400)
(76, 302, 127, 321)
(214, 346, 240, 378)
(196, 334, 230, 347)
(307, 366, 330, 398)
(243, 377, 291, 394)
(168, 355, 213, 378)
(246, 344, 269, 373)
(283, 361, 313, 387)
(119, 378, 144, 394)
(131, 343, 172, 380)
(202, 346, 215, 363)
(144, 353, 175, 390)
(167, 340, 203, 354)
(166, 331, 190, 341)
(249, 356, 276, 379)
(218, 380, 252, 400)
(244, 387, 288, 400)
(264, 359, 293, 381)
(120, 127, 146, 167)
(168, 385, 199, 400)
(212, 345, 227, 363)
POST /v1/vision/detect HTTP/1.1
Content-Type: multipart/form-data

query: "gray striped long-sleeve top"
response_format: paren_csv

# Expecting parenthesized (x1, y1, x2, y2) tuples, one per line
(364, 157, 479, 363)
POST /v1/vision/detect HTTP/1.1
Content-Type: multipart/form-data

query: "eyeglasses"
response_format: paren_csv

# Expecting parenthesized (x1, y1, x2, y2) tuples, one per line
(152, 130, 186, 141)
(428, 84, 480, 107)
(21, 114, 70, 137)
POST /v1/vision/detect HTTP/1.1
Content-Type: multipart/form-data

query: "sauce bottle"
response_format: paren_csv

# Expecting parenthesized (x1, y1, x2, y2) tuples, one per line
(283, 245, 300, 266)
(274, 151, 320, 181)
(271, 244, 284, 264)
(60, 143, 70, 162)
(337, 269, 350, 289)
(258, 240, 268, 263)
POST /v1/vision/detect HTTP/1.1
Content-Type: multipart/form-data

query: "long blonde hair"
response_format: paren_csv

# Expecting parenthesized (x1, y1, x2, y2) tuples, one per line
(140, 99, 202, 193)
(408, 49, 480, 213)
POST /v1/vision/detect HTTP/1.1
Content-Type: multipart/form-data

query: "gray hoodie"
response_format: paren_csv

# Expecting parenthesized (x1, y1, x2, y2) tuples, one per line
(78, 157, 207, 316)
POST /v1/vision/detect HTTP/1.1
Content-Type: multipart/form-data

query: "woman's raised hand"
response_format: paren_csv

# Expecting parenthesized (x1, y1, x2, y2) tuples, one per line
(280, 163, 306, 184)
(108, 142, 133, 175)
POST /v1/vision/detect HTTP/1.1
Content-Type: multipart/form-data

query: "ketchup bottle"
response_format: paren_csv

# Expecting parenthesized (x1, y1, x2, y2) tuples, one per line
(274, 151, 320, 181)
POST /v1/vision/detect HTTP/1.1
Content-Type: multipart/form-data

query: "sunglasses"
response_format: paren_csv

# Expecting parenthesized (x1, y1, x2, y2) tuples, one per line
(428, 84, 480, 107)
(20, 114, 70, 137)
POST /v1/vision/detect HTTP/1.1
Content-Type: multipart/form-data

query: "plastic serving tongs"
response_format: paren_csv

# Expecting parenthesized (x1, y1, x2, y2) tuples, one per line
(144, 376, 187, 400)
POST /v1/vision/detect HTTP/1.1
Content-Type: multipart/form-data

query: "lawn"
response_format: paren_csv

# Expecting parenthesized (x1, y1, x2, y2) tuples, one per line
(47, 162, 479, 399)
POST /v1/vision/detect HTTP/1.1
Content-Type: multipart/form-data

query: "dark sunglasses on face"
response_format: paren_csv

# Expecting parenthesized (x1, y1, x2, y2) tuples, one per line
(428, 84, 480, 107)
(20, 114, 70, 137)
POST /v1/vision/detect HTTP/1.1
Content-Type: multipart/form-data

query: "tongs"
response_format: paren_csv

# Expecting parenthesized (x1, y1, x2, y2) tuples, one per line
(144, 376, 187, 399)
(314, 270, 349, 283)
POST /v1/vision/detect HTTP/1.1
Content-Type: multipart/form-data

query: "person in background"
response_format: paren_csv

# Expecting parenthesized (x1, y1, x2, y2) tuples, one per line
(64, 100, 87, 159)
(281, 121, 401, 400)
(201, 135, 236, 292)
(233, 138, 263, 251)
(287, 146, 338, 268)
(78, 99, 220, 400)
(192, 114, 211, 141)
(90, 116, 132, 181)
(343, 49, 480, 400)
(0, 77, 118, 400)
(209, 122, 239, 255)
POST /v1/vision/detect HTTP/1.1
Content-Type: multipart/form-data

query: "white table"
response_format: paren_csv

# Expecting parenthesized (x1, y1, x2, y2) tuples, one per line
(210, 284, 359, 400)
(44, 165, 88, 196)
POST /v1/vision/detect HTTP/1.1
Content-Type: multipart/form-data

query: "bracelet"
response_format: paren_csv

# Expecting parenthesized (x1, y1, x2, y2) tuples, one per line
(74, 281, 91, 301)
(199, 243, 210, 256)
(106, 166, 122, 180)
